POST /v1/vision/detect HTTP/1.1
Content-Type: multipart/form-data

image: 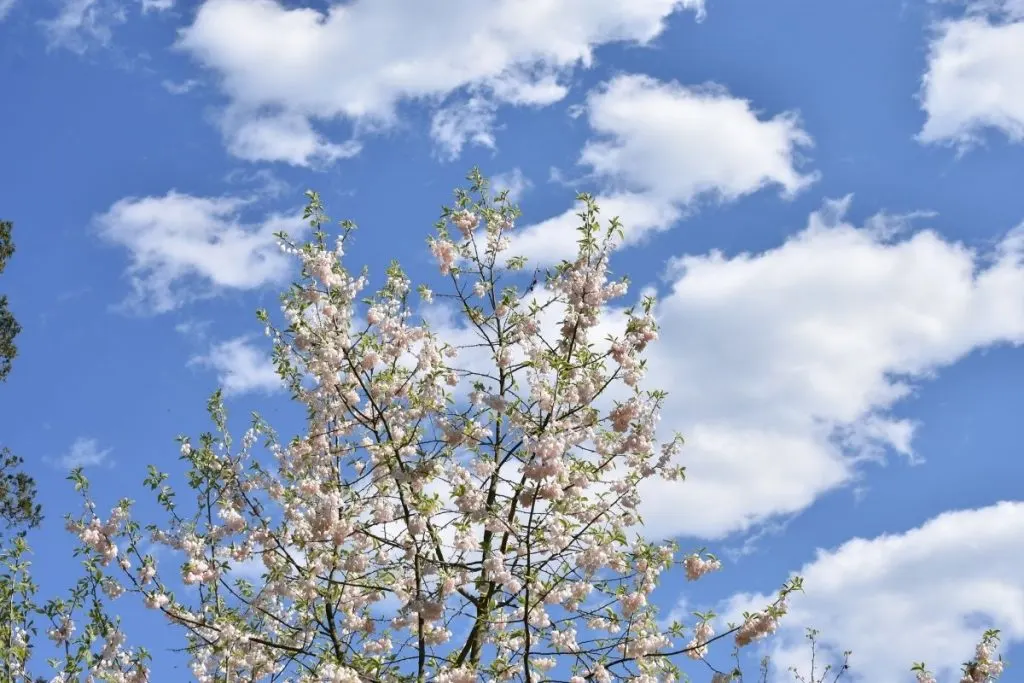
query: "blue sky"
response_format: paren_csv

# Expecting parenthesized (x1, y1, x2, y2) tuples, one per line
(2, 0, 1024, 681)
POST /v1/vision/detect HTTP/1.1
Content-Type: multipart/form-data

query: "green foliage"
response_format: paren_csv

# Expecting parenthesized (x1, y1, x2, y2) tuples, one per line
(0, 448, 42, 538)
(0, 220, 40, 538)
(1, 219, 21, 383)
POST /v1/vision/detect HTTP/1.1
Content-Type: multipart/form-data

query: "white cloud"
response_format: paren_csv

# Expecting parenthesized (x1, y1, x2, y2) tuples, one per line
(966, 0, 1024, 16)
(430, 97, 498, 161)
(223, 168, 291, 199)
(722, 502, 1024, 683)
(55, 437, 112, 469)
(42, 0, 126, 53)
(175, 0, 705, 164)
(437, 198, 1023, 541)
(162, 78, 200, 95)
(0, 0, 18, 21)
(141, 0, 174, 11)
(94, 191, 307, 313)
(174, 319, 212, 340)
(190, 336, 282, 396)
(39, 0, 173, 49)
(510, 75, 816, 264)
(583, 76, 814, 202)
(636, 200, 1024, 539)
(220, 105, 362, 167)
(510, 191, 683, 264)
(919, 2, 1024, 146)
(491, 168, 532, 203)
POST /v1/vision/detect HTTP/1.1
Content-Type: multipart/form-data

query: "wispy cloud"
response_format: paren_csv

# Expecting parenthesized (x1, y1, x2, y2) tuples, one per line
(141, 0, 174, 12)
(0, 0, 18, 21)
(41, 0, 126, 53)
(53, 437, 112, 469)
(161, 78, 200, 95)
(174, 318, 211, 341)
(490, 168, 532, 203)
(223, 168, 291, 200)
(430, 96, 498, 160)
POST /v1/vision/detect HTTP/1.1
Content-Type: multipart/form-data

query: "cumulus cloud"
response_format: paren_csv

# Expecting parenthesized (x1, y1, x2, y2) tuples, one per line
(637, 199, 1024, 539)
(722, 502, 1024, 683)
(175, 0, 705, 164)
(94, 191, 307, 313)
(510, 75, 816, 264)
(53, 437, 112, 469)
(190, 336, 282, 396)
(583, 77, 814, 201)
(919, 1, 1024, 146)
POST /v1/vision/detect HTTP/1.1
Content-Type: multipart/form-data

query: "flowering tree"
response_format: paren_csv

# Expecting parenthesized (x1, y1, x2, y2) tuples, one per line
(0, 172, 1006, 683)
